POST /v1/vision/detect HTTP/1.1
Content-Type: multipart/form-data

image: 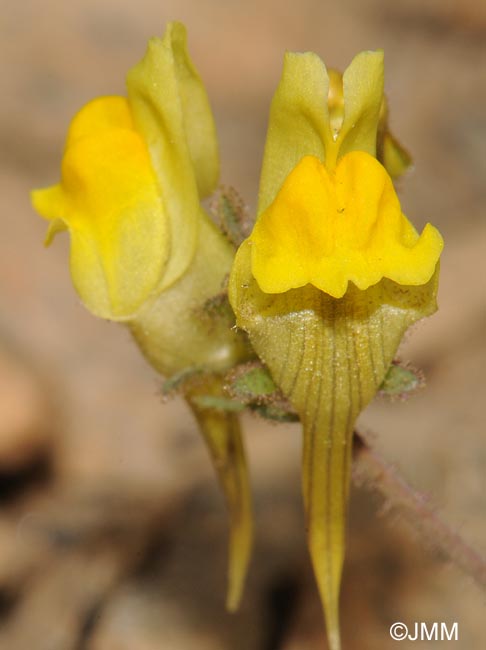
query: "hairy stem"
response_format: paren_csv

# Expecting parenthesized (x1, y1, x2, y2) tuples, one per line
(352, 431, 486, 590)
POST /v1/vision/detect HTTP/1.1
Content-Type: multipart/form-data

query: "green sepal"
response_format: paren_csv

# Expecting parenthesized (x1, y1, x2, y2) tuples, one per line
(226, 362, 279, 403)
(379, 362, 424, 397)
(225, 362, 299, 421)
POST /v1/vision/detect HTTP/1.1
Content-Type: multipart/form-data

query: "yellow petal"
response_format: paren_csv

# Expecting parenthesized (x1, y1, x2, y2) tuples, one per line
(32, 97, 169, 319)
(65, 95, 135, 148)
(127, 22, 219, 290)
(334, 50, 384, 165)
(250, 151, 443, 298)
(257, 51, 332, 215)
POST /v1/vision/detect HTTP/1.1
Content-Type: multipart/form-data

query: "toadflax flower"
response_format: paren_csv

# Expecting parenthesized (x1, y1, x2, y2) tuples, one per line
(31, 22, 252, 611)
(31, 23, 220, 322)
(229, 50, 443, 650)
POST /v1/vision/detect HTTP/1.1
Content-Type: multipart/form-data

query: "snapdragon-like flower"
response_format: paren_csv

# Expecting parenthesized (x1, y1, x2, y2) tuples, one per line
(229, 50, 443, 650)
(31, 22, 252, 612)
(32, 23, 218, 321)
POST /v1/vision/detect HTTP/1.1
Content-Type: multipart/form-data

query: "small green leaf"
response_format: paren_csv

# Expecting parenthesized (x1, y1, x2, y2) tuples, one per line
(227, 362, 278, 403)
(225, 363, 299, 421)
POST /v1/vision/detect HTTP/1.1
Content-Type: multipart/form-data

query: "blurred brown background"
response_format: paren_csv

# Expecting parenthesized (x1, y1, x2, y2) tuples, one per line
(0, 0, 485, 648)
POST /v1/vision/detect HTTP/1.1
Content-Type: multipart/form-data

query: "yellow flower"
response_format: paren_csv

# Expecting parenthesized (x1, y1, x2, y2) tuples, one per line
(31, 22, 252, 613)
(32, 22, 219, 320)
(230, 48, 443, 650)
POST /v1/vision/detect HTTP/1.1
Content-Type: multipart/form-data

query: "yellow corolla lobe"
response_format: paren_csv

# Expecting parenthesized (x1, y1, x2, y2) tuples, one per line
(66, 95, 135, 145)
(250, 151, 443, 298)
(31, 96, 169, 319)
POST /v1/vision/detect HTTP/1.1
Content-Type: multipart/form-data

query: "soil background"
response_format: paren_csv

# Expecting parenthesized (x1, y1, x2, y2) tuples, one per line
(0, 1, 485, 648)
